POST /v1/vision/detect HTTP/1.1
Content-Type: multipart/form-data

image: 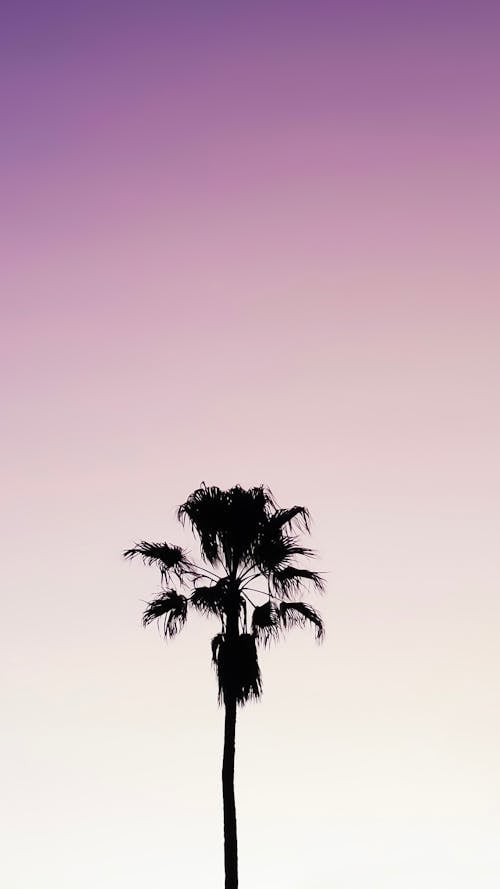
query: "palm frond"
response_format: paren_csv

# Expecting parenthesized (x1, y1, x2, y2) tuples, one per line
(178, 484, 224, 565)
(142, 591, 188, 639)
(254, 534, 315, 573)
(190, 578, 227, 617)
(267, 505, 311, 534)
(251, 600, 281, 646)
(271, 566, 325, 597)
(123, 541, 191, 582)
(221, 484, 275, 569)
(212, 633, 262, 705)
(178, 482, 276, 572)
(279, 601, 324, 640)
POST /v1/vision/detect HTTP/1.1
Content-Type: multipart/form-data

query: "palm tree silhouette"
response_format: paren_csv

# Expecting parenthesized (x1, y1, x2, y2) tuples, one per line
(124, 484, 324, 889)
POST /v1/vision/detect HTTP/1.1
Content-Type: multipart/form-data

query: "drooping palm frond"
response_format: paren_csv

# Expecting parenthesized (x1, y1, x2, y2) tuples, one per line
(190, 578, 228, 617)
(266, 505, 311, 534)
(279, 601, 324, 640)
(213, 633, 262, 705)
(123, 541, 191, 583)
(251, 600, 281, 646)
(142, 591, 188, 638)
(271, 566, 325, 597)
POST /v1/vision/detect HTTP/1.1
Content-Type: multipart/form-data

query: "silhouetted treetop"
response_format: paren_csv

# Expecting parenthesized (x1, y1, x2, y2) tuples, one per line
(124, 482, 326, 889)
(124, 483, 325, 696)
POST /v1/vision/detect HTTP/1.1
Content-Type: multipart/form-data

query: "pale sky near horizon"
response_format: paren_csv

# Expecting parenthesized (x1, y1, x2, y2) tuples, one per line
(2, 2, 499, 887)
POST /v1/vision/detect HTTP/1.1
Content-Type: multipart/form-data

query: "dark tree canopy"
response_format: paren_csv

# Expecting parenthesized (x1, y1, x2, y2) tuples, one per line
(124, 483, 324, 705)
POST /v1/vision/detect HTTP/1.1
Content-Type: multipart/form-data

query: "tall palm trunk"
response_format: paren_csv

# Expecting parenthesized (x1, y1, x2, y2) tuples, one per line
(222, 581, 239, 889)
(222, 693, 238, 889)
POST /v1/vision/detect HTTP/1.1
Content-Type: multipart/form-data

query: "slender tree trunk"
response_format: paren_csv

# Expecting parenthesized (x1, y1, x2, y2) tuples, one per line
(222, 693, 238, 889)
(223, 579, 239, 888)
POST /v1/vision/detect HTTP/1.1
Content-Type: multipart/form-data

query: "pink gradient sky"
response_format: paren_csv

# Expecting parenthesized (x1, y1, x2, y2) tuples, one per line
(2, 3, 500, 887)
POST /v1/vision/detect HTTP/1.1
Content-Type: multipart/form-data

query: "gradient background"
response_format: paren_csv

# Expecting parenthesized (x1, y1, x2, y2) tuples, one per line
(2, 2, 499, 887)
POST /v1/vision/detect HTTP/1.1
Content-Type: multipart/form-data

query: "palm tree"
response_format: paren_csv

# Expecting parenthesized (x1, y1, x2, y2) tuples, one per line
(124, 484, 325, 889)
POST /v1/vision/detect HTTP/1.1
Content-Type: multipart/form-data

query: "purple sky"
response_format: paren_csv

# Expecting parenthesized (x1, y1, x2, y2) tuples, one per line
(2, 3, 500, 887)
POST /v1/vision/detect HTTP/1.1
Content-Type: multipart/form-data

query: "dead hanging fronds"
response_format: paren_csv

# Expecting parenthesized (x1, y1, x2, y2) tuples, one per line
(212, 633, 262, 705)
(211, 633, 224, 666)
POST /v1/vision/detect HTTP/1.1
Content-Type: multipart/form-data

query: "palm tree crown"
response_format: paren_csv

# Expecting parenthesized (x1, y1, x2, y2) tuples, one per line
(124, 483, 325, 704)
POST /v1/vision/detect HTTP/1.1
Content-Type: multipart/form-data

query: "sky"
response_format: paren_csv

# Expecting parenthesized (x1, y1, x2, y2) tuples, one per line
(1, 2, 499, 887)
